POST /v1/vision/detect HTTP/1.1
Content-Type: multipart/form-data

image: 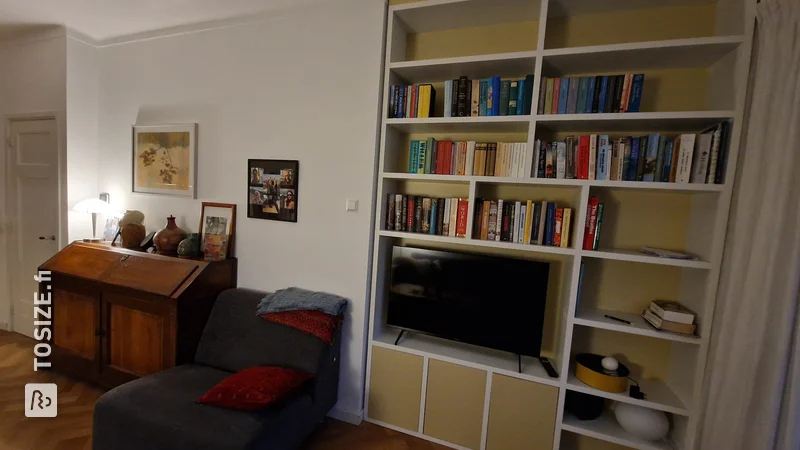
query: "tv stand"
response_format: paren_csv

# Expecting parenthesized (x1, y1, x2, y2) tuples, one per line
(518, 354, 522, 374)
(394, 329, 406, 346)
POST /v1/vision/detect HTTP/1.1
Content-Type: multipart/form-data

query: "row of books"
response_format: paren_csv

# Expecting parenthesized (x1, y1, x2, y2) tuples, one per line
(389, 84, 436, 119)
(533, 122, 729, 183)
(443, 75, 535, 117)
(582, 197, 604, 250)
(385, 194, 469, 237)
(538, 74, 643, 115)
(642, 300, 697, 336)
(407, 139, 530, 177)
(473, 199, 573, 247)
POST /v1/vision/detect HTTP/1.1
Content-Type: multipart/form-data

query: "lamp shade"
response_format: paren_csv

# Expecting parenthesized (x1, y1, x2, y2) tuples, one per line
(73, 198, 122, 217)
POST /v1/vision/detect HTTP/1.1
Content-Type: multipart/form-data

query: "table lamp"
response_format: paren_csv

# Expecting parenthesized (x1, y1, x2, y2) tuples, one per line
(73, 195, 121, 242)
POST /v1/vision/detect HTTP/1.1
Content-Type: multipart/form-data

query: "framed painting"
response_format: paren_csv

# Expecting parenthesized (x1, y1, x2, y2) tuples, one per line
(247, 159, 298, 223)
(132, 124, 197, 198)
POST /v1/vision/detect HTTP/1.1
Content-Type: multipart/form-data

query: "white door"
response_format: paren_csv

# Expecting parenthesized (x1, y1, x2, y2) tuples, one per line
(6, 118, 60, 338)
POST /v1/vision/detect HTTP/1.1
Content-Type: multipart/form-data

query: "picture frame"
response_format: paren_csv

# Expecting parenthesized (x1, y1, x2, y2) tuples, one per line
(247, 159, 298, 223)
(199, 202, 236, 257)
(132, 124, 198, 198)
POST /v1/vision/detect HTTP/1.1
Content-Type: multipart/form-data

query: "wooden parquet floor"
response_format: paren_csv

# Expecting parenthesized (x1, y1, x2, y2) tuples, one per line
(0, 330, 446, 450)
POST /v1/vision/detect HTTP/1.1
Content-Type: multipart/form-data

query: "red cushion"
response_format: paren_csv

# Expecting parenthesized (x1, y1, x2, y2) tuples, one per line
(196, 366, 312, 410)
(260, 310, 342, 345)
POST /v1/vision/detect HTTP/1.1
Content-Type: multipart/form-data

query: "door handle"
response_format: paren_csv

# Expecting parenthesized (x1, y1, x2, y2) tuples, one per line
(39, 235, 56, 241)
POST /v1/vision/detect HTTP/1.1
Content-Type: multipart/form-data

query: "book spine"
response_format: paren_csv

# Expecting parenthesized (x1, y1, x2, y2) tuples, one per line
(518, 204, 527, 243)
(521, 200, 531, 244)
(457, 77, 469, 117)
(585, 76, 596, 113)
(508, 81, 518, 116)
(622, 137, 631, 180)
(593, 203, 604, 250)
(614, 138, 626, 181)
(676, 134, 696, 183)
(551, 78, 561, 114)
(471, 80, 480, 117)
(577, 77, 588, 114)
(499, 80, 511, 116)
(395, 194, 403, 231)
(487, 142, 497, 176)
(554, 208, 563, 247)
(495, 199, 504, 241)
(448, 197, 457, 237)
(537, 201, 547, 245)
(642, 133, 660, 182)
(450, 79, 458, 118)
(567, 77, 579, 114)
(400, 196, 408, 231)
(389, 86, 397, 118)
(715, 122, 730, 184)
(443, 80, 452, 118)
(511, 201, 520, 243)
(442, 198, 450, 236)
(480, 200, 491, 240)
(487, 201, 498, 240)
(407, 196, 415, 231)
(431, 139, 440, 174)
(414, 196, 422, 232)
(479, 80, 488, 116)
(545, 203, 556, 246)
(398, 85, 406, 118)
(620, 74, 633, 112)
(523, 74, 535, 115)
(558, 78, 570, 114)
(662, 141, 674, 182)
(429, 198, 438, 235)
(612, 75, 624, 112)
(516, 79, 525, 115)
(409, 140, 418, 173)
(583, 198, 598, 250)
(628, 137, 640, 181)
(456, 199, 468, 237)
(597, 135, 609, 180)
(561, 208, 571, 248)
(491, 76, 501, 116)
(598, 76, 609, 114)
(591, 76, 602, 113)
(604, 76, 616, 113)
(544, 78, 555, 115)
(531, 203, 542, 244)
(707, 124, 722, 183)
(636, 136, 648, 181)
(565, 136, 575, 179)
(578, 136, 589, 179)
(588, 135, 597, 180)
(436, 198, 445, 235)
(691, 133, 712, 183)
(537, 77, 547, 115)
(627, 74, 644, 113)
(537, 140, 547, 178)
(386, 194, 395, 230)
(556, 142, 567, 179)
(655, 135, 667, 182)
(546, 143, 555, 178)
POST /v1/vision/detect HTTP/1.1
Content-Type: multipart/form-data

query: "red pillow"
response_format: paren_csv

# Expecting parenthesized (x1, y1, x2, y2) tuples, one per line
(196, 366, 312, 411)
(260, 310, 343, 345)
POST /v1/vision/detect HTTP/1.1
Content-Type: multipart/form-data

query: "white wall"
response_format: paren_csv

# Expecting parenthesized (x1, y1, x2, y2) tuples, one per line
(0, 27, 67, 330)
(96, 0, 385, 420)
(66, 35, 99, 241)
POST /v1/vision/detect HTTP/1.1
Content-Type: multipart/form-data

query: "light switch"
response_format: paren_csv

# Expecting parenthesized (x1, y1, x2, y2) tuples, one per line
(346, 199, 358, 212)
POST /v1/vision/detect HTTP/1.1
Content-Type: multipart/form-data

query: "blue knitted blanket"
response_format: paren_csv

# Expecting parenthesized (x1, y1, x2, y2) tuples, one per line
(256, 287, 348, 317)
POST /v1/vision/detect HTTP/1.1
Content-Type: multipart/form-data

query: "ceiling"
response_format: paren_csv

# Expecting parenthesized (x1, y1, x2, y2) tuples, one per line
(0, 0, 329, 43)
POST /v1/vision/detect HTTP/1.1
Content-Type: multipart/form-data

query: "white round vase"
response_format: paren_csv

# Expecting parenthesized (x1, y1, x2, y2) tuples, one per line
(614, 402, 669, 441)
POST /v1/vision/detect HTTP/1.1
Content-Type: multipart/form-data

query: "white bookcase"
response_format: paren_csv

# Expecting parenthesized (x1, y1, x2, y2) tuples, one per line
(365, 0, 755, 449)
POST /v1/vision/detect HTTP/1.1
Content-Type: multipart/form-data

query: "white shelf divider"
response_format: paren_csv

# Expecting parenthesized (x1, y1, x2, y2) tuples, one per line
(385, 116, 532, 133)
(581, 249, 712, 269)
(379, 229, 578, 256)
(561, 411, 674, 450)
(390, 51, 537, 84)
(573, 308, 702, 344)
(565, 373, 690, 416)
(535, 111, 736, 132)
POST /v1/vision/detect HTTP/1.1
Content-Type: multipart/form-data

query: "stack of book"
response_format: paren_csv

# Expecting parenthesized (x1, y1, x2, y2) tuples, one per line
(473, 199, 572, 247)
(386, 194, 469, 237)
(533, 122, 730, 184)
(443, 75, 535, 117)
(389, 84, 436, 118)
(582, 197, 604, 251)
(407, 139, 530, 177)
(642, 300, 697, 336)
(538, 74, 644, 115)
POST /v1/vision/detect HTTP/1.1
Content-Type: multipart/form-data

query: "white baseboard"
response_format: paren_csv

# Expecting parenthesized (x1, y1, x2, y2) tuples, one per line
(327, 406, 363, 425)
(0, 321, 8, 331)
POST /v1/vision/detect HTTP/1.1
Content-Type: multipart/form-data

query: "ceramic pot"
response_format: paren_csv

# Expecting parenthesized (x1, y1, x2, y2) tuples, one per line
(177, 233, 200, 258)
(153, 216, 187, 256)
(120, 223, 146, 250)
(614, 402, 669, 441)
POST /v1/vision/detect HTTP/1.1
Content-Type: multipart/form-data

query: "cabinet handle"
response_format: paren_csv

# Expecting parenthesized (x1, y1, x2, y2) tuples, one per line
(94, 330, 106, 337)
(39, 235, 56, 241)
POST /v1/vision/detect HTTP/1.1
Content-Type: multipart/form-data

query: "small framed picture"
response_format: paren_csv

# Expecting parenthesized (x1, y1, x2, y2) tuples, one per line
(247, 159, 298, 222)
(199, 202, 236, 257)
(102, 217, 120, 242)
(132, 124, 198, 198)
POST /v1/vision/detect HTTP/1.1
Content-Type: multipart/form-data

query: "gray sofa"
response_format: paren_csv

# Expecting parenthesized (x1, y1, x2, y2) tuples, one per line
(92, 288, 341, 450)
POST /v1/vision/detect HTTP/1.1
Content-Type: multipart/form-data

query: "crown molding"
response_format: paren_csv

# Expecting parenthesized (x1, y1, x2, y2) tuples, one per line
(0, 25, 66, 50)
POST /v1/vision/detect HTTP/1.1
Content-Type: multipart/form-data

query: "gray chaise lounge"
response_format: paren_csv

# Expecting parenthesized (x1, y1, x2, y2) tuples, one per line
(92, 288, 341, 450)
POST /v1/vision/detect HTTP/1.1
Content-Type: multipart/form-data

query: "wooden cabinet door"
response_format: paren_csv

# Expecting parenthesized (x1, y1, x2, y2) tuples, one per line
(102, 293, 175, 381)
(53, 288, 100, 363)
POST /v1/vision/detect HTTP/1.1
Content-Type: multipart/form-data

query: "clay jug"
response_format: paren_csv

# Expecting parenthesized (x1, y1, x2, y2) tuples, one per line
(153, 216, 187, 255)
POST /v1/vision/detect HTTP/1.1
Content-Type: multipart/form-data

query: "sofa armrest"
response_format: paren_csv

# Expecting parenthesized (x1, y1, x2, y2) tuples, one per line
(308, 327, 341, 410)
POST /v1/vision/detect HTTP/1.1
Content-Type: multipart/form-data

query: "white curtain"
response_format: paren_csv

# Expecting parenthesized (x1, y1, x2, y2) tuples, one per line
(698, 1, 800, 449)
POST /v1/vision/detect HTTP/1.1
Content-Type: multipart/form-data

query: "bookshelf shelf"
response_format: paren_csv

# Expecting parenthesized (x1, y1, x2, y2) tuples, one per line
(385, 116, 531, 133)
(383, 173, 725, 192)
(390, 51, 537, 84)
(542, 36, 744, 74)
(535, 111, 736, 132)
(379, 230, 578, 256)
(372, 330, 559, 387)
(581, 249, 712, 269)
(392, 0, 540, 34)
(574, 308, 702, 345)
(566, 373, 689, 416)
(561, 411, 673, 450)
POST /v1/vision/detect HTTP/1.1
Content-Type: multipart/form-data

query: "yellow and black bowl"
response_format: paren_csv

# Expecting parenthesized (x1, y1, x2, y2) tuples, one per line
(575, 353, 630, 393)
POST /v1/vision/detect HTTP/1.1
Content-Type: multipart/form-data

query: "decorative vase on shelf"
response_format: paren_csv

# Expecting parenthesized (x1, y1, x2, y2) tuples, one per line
(613, 402, 669, 441)
(177, 233, 199, 258)
(153, 216, 187, 256)
(119, 210, 147, 250)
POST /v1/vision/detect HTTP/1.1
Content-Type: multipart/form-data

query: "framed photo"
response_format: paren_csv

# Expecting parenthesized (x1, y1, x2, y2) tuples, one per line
(199, 202, 236, 256)
(102, 217, 120, 242)
(247, 159, 298, 222)
(133, 124, 198, 198)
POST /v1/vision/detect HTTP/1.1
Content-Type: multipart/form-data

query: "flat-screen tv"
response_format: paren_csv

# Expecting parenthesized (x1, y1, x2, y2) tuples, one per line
(387, 246, 549, 357)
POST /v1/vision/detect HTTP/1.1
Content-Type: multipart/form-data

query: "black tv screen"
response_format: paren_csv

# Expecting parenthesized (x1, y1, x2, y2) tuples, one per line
(388, 246, 550, 357)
